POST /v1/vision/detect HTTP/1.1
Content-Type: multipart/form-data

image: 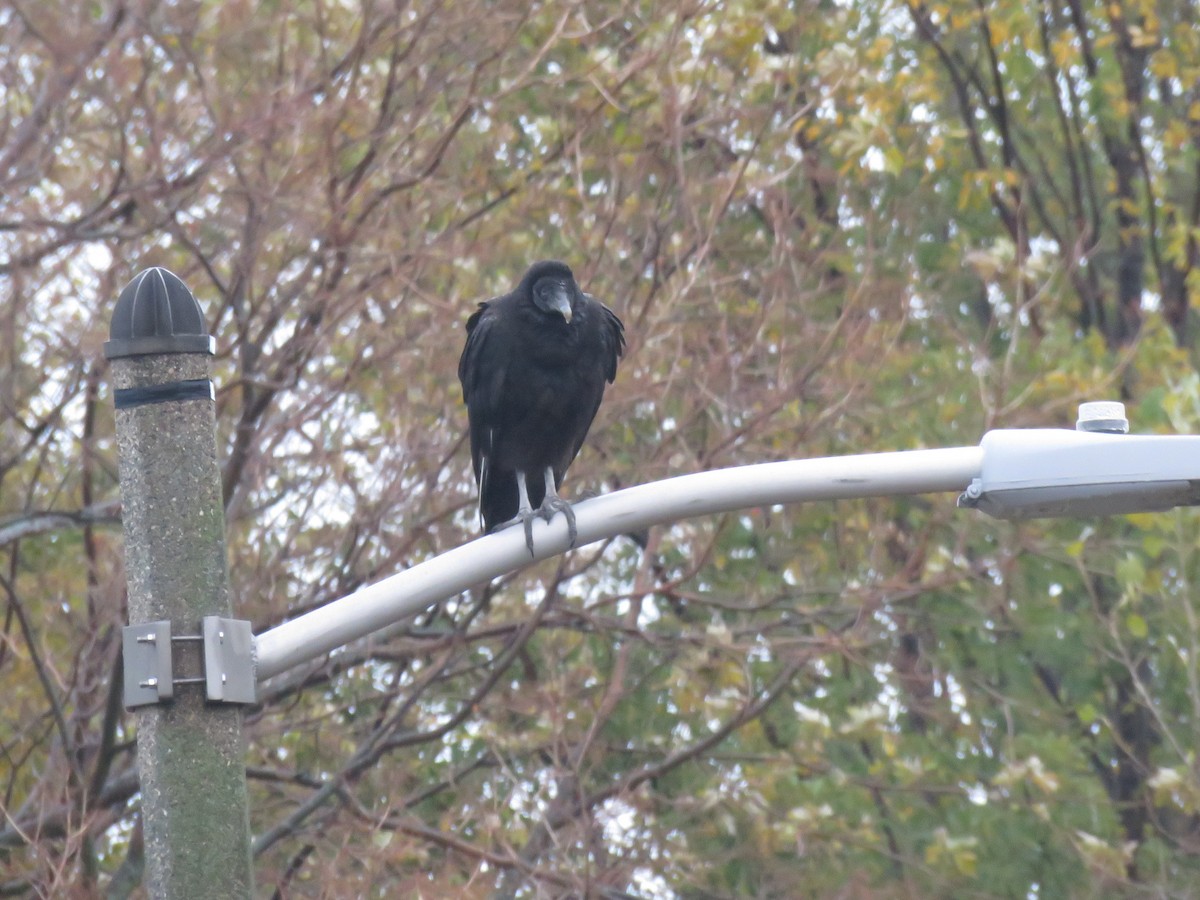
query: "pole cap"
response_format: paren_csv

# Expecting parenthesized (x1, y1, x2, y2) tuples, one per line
(105, 267, 215, 359)
(1076, 401, 1129, 434)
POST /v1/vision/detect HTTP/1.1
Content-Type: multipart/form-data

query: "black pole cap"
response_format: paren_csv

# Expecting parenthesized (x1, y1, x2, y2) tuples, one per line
(105, 267, 216, 359)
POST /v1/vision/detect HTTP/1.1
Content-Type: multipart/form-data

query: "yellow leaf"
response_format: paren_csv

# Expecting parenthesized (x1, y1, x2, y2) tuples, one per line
(1126, 612, 1148, 639)
(881, 731, 897, 758)
(1052, 36, 1075, 68)
(1125, 513, 1158, 530)
(1128, 24, 1158, 49)
(1027, 757, 1060, 794)
(953, 845, 978, 877)
(1149, 49, 1178, 79)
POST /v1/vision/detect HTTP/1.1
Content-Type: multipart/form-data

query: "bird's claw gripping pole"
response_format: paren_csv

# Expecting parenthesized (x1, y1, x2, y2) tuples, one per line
(544, 499, 578, 548)
(501, 500, 577, 557)
(501, 466, 580, 556)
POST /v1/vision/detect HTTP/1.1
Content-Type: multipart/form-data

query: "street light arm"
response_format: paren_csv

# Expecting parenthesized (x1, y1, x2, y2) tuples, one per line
(255, 422, 1200, 682)
(254, 446, 984, 681)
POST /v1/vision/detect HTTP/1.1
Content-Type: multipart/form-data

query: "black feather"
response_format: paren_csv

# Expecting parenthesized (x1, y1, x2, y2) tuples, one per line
(458, 261, 625, 545)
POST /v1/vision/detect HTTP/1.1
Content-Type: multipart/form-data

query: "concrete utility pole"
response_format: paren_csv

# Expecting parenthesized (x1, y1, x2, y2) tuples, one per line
(107, 268, 253, 898)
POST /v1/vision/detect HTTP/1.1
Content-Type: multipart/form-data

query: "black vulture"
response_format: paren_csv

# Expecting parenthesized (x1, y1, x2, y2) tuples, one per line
(458, 260, 625, 554)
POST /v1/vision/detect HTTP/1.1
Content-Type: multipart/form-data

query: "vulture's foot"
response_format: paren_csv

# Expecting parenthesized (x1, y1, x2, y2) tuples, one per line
(536, 495, 577, 548)
(490, 499, 577, 557)
(489, 510, 541, 558)
(491, 468, 578, 557)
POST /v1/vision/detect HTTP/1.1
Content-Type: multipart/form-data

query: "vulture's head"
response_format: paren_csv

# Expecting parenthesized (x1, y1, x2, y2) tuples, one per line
(522, 260, 578, 324)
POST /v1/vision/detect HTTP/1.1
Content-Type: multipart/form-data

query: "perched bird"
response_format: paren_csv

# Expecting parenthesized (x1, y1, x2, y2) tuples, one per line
(458, 260, 625, 554)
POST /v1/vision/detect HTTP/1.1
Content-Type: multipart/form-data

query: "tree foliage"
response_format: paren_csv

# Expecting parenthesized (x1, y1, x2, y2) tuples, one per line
(3, 0, 1200, 896)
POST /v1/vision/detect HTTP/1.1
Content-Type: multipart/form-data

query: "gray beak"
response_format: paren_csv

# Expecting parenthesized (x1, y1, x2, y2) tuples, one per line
(550, 285, 573, 323)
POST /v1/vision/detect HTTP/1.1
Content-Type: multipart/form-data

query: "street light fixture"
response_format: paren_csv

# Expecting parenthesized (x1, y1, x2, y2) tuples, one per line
(959, 402, 1200, 520)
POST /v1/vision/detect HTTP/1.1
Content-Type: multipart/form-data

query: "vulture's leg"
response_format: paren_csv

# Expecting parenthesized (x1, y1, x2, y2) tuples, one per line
(535, 466, 577, 548)
(514, 469, 537, 556)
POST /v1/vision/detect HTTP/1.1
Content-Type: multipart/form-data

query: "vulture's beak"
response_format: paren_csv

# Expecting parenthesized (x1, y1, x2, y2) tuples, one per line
(550, 285, 573, 323)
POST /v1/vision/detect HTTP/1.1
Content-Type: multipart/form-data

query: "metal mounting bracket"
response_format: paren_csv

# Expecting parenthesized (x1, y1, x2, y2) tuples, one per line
(202, 616, 256, 703)
(123, 617, 256, 708)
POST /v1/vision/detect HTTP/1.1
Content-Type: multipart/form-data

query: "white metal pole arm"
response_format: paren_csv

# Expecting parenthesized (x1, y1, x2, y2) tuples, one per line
(254, 446, 983, 681)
